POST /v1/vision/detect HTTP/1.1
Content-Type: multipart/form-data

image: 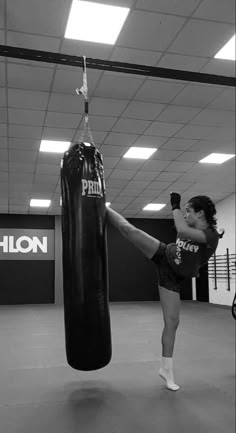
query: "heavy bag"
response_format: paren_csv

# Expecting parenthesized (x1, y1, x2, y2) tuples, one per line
(232, 292, 236, 320)
(60, 142, 112, 371)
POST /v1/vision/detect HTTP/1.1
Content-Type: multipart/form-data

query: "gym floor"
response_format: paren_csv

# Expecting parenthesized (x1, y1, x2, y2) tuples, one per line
(0, 302, 234, 433)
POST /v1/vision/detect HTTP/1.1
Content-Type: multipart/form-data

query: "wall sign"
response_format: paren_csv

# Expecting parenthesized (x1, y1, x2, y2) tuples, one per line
(0, 229, 54, 260)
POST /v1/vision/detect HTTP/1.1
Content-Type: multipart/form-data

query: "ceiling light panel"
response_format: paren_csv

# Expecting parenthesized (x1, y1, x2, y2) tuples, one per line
(40, 140, 71, 153)
(30, 199, 51, 208)
(123, 147, 157, 159)
(199, 153, 235, 164)
(214, 35, 235, 61)
(65, 1, 130, 44)
(143, 204, 166, 211)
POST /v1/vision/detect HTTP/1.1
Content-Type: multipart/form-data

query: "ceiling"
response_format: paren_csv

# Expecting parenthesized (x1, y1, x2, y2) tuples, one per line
(0, 0, 235, 218)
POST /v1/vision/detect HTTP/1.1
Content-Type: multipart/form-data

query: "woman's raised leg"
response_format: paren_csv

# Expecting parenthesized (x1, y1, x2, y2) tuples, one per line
(107, 207, 161, 259)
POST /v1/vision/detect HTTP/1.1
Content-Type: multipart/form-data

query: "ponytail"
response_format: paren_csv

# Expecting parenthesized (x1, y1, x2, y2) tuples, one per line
(217, 228, 225, 239)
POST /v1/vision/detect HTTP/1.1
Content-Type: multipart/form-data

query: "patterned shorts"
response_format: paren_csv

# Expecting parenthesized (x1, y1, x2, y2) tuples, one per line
(151, 242, 185, 293)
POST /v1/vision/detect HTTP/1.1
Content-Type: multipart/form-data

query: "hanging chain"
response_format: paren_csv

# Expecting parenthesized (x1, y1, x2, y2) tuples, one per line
(76, 56, 95, 146)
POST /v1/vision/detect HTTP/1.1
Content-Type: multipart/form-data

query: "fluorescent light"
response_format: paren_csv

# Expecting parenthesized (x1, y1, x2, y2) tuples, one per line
(124, 147, 157, 159)
(143, 204, 166, 211)
(40, 140, 71, 153)
(65, 0, 130, 45)
(30, 199, 51, 208)
(214, 34, 235, 60)
(199, 153, 235, 164)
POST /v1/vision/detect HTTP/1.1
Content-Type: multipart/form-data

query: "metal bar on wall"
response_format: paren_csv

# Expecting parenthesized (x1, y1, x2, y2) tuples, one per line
(214, 253, 217, 290)
(208, 251, 236, 291)
(0, 45, 236, 87)
(226, 248, 230, 291)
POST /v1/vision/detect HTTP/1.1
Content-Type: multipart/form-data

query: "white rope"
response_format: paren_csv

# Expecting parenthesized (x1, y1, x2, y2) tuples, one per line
(76, 56, 95, 146)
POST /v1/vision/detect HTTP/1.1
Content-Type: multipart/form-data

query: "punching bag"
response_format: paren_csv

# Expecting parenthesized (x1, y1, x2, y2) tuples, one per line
(232, 292, 236, 320)
(60, 141, 112, 371)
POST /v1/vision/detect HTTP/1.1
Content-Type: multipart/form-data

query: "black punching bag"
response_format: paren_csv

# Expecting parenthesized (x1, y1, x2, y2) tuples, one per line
(60, 142, 112, 371)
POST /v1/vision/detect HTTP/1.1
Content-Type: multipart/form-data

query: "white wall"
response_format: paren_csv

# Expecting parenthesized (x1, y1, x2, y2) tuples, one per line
(209, 193, 235, 306)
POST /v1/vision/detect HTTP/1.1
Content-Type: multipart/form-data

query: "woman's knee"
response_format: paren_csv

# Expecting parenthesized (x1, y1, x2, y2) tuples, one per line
(164, 315, 180, 329)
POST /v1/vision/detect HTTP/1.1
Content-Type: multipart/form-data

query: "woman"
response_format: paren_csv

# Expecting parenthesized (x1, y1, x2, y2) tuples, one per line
(106, 192, 224, 391)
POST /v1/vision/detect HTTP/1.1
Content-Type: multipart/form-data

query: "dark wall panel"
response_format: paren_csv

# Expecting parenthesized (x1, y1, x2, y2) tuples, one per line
(0, 261, 54, 304)
(0, 214, 54, 229)
(0, 214, 55, 305)
(196, 263, 209, 302)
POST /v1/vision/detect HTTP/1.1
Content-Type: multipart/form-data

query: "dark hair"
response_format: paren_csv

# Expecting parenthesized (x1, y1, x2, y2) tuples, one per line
(187, 195, 225, 238)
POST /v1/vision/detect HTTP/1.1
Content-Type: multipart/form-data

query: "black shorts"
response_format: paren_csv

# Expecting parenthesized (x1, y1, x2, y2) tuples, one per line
(151, 242, 185, 294)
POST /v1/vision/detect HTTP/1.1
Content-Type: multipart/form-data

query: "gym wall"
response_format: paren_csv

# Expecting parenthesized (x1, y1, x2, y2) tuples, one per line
(209, 193, 236, 306)
(0, 214, 192, 305)
(0, 215, 55, 305)
(55, 215, 192, 304)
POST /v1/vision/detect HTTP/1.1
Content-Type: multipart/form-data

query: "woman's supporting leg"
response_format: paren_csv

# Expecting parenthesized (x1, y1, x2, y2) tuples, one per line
(159, 285, 181, 357)
(158, 285, 181, 391)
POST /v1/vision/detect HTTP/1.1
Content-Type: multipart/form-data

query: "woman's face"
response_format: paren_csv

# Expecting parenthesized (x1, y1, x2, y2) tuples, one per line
(184, 203, 199, 227)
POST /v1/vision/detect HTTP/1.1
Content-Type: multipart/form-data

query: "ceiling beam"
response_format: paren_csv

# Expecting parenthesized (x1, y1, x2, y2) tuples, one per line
(0, 44, 235, 87)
